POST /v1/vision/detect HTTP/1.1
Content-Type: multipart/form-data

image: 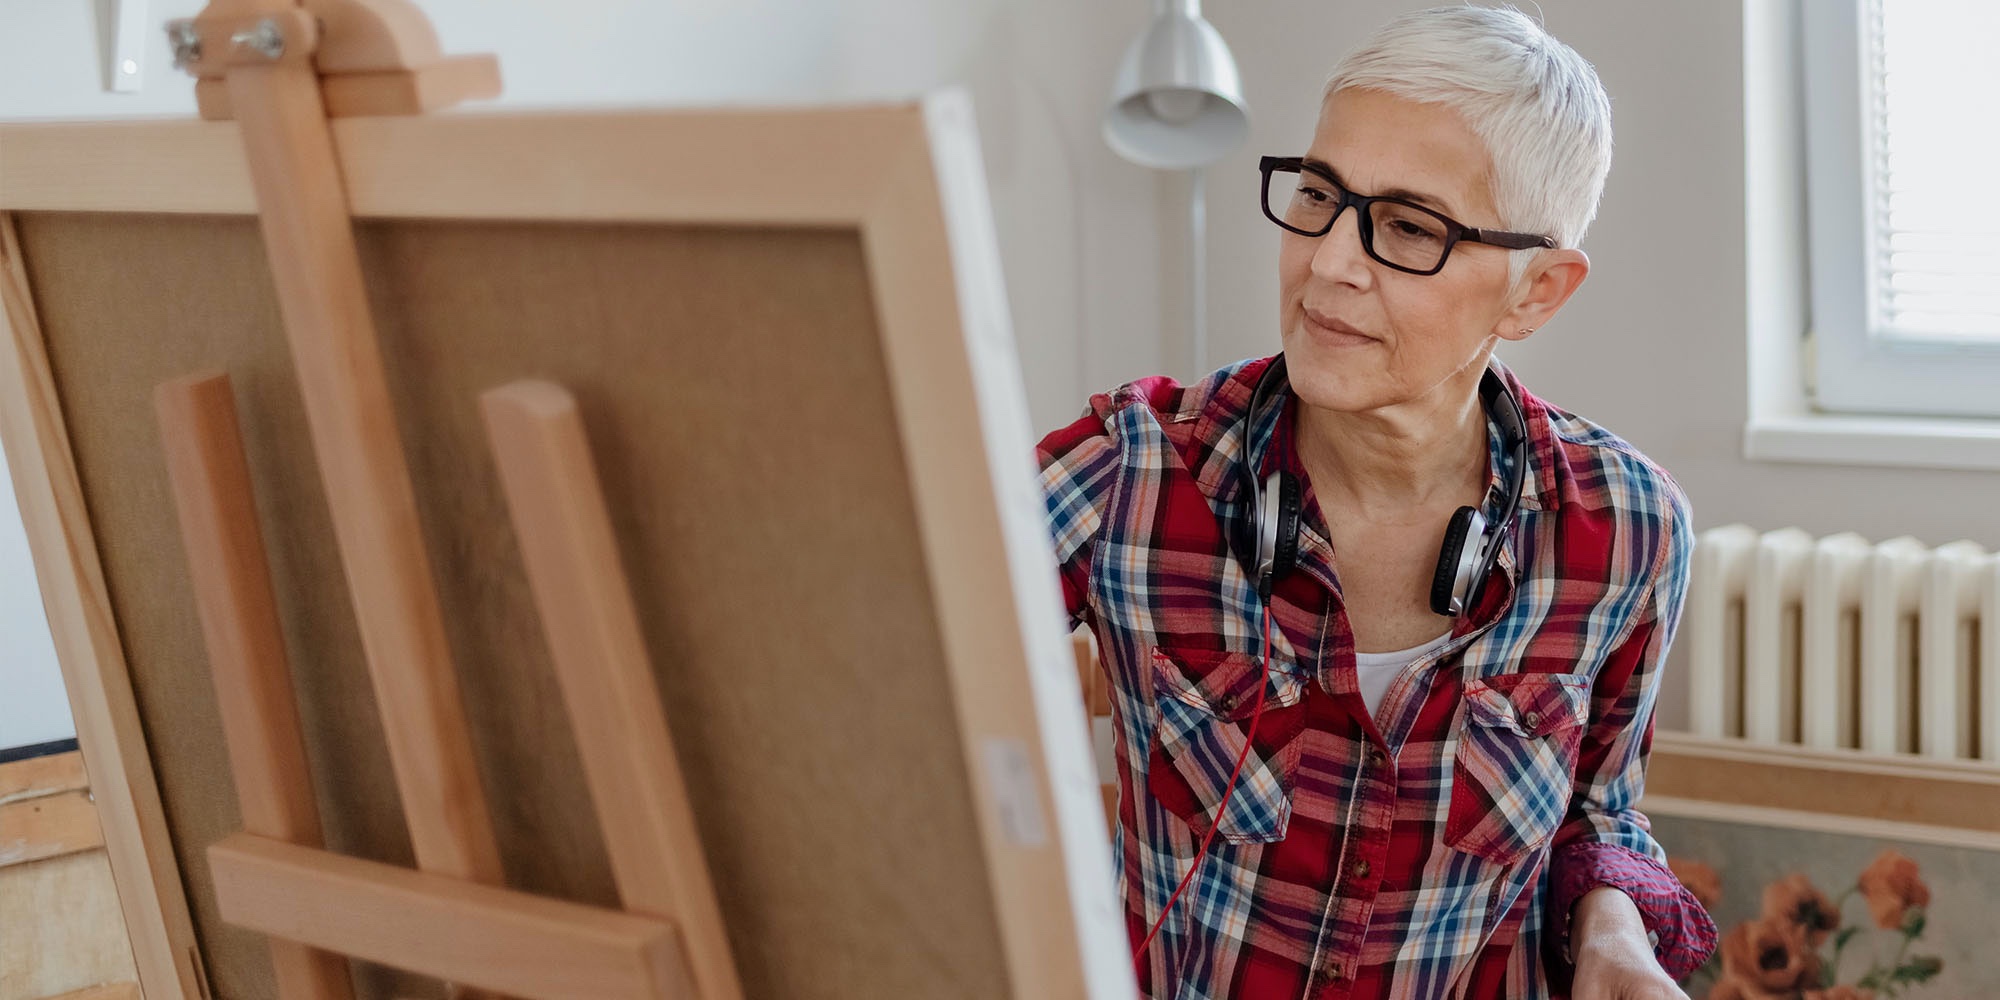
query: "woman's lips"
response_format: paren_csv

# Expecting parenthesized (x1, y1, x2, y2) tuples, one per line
(1303, 309, 1375, 346)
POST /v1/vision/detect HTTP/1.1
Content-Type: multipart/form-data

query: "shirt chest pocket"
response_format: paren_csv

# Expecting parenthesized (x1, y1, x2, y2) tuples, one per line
(1443, 672, 1591, 867)
(1144, 644, 1307, 845)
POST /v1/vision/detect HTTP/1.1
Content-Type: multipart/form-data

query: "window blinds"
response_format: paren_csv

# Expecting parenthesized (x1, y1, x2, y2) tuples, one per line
(1866, 0, 2000, 342)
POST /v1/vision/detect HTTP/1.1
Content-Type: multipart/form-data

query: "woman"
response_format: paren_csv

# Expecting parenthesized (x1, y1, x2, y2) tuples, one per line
(1038, 6, 1716, 999)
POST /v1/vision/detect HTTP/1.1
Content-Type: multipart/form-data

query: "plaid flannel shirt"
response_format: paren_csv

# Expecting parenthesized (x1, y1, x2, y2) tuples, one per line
(1037, 355, 1717, 999)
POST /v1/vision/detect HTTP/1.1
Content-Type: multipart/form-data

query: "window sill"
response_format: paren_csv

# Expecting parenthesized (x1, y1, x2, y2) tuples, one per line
(1744, 411, 2000, 473)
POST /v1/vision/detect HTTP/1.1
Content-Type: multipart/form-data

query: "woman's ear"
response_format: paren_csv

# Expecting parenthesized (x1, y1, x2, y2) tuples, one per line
(1492, 248, 1589, 342)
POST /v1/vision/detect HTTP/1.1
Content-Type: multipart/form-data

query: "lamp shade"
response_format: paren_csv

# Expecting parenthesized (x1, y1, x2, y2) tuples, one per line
(1102, 5, 1249, 169)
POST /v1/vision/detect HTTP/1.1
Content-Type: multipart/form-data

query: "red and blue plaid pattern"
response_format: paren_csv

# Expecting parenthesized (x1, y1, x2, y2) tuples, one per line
(1037, 355, 1716, 999)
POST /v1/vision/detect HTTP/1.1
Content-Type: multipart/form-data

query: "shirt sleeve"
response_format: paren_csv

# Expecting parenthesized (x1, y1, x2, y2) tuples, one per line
(1543, 478, 1718, 983)
(1035, 393, 1122, 631)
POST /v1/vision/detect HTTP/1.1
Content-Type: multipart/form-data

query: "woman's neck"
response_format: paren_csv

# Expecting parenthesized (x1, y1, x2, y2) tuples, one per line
(1292, 362, 1492, 521)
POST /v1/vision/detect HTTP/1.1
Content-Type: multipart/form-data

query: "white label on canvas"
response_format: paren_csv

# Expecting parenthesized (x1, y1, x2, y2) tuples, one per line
(982, 737, 1049, 847)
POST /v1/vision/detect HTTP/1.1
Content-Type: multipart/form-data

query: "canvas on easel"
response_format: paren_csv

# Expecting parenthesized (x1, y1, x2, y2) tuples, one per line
(0, 2, 1131, 998)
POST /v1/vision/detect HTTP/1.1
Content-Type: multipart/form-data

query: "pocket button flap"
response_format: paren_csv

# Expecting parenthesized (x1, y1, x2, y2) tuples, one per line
(1464, 674, 1588, 737)
(1151, 645, 1300, 719)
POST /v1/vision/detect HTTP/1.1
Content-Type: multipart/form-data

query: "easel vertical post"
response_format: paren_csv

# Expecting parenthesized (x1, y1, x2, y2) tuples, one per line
(223, 53, 506, 887)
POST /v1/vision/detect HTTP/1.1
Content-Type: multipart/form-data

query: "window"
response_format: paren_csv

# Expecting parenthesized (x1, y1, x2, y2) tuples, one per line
(1802, 0, 2000, 419)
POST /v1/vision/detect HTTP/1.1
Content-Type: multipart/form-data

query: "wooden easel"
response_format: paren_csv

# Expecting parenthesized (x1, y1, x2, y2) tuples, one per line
(154, 3, 742, 1000)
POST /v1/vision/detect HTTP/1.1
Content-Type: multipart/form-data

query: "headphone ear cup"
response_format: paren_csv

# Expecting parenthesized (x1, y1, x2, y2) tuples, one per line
(1430, 506, 1482, 616)
(1272, 472, 1301, 584)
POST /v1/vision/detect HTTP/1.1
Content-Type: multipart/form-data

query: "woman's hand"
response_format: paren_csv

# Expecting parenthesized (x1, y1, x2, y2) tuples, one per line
(1572, 935, 1689, 1000)
(1570, 887, 1690, 1000)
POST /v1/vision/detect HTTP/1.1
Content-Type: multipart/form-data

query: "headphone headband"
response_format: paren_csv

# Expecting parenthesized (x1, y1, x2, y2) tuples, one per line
(1245, 353, 1529, 618)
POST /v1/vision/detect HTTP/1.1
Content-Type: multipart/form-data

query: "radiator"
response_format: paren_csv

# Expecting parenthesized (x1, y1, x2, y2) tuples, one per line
(1685, 524, 2000, 761)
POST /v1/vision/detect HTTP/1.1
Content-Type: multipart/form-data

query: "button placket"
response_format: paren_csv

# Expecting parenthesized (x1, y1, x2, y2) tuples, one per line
(1299, 755, 1381, 1000)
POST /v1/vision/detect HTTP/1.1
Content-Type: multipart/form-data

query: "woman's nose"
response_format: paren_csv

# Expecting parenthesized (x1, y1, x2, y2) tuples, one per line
(1309, 206, 1373, 287)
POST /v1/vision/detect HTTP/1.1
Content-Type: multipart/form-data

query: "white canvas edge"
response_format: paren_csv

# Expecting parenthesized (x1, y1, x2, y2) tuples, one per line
(919, 87, 1137, 1000)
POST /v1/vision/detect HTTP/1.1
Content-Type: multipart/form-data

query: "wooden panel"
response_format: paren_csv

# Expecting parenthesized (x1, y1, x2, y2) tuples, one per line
(1646, 731, 2000, 831)
(208, 835, 687, 1000)
(0, 214, 201, 1000)
(1072, 633, 1110, 718)
(0, 791, 105, 868)
(1073, 634, 1118, 829)
(0, 751, 87, 805)
(1640, 795, 2000, 852)
(13, 210, 1009, 1000)
(0, 852, 139, 1000)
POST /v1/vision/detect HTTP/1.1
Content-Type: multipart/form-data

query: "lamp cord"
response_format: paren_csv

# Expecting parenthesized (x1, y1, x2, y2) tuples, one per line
(1191, 166, 1206, 378)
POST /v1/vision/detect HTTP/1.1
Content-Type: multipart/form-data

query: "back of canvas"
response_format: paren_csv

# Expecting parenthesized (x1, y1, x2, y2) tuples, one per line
(15, 209, 1016, 1000)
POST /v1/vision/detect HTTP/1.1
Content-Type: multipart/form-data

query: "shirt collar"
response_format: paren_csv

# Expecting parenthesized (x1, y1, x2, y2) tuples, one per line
(1189, 353, 1562, 516)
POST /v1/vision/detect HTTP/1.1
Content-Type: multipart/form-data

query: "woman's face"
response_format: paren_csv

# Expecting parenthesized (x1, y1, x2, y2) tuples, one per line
(1277, 87, 1529, 414)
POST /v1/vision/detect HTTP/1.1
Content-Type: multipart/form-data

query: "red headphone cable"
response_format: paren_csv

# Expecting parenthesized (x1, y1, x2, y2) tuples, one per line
(1130, 605, 1276, 977)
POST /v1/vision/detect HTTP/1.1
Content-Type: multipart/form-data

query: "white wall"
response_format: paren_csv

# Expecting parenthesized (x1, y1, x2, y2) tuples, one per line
(1181, 0, 2000, 728)
(0, 454, 72, 750)
(1188, 0, 2000, 548)
(0, 0, 1167, 421)
(4, 1, 1992, 743)
(0, 0, 1172, 748)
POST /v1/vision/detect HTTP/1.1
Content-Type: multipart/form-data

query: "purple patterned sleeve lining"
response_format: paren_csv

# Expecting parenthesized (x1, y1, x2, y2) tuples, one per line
(1548, 840, 1719, 981)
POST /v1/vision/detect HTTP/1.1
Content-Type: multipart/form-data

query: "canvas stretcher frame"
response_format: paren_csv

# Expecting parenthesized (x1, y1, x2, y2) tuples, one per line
(0, 94, 1132, 1000)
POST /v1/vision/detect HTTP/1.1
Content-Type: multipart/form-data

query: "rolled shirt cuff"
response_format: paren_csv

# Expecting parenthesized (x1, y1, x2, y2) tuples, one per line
(1547, 841, 1718, 981)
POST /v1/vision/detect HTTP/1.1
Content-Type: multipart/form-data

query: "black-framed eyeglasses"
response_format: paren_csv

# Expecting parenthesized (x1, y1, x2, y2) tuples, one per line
(1258, 155, 1556, 276)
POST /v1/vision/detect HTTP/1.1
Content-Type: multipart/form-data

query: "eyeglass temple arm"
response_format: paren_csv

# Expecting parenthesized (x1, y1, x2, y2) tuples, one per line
(1460, 228, 1557, 250)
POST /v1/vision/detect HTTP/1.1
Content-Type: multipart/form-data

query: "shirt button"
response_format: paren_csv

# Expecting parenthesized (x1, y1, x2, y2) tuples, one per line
(1524, 710, 1542, 729)
(1354, 859, 1370, 878)
(1367, 748, 1385, 767)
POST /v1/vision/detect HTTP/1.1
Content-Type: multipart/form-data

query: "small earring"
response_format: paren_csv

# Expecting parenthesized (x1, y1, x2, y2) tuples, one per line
(1520, 327, 1536, 335)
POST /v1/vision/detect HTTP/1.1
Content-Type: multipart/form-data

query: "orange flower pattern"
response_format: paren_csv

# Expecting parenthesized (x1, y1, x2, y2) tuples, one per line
(1762, 873, 1839, 949)
(1668, 848, 1942, 1000)
(1720, 917, 1821, 994)
(1856, 850, 1931, 931)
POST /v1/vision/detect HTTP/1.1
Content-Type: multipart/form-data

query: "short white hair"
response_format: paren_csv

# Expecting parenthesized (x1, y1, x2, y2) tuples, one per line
(1322, 4, 1612, 286)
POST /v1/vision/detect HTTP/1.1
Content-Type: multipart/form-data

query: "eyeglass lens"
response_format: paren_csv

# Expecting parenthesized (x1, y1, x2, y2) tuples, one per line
(1264, 165, 1453, 272)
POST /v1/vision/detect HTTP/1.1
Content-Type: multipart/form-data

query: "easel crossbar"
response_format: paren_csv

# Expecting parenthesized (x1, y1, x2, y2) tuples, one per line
(208, 834, 695, 1000)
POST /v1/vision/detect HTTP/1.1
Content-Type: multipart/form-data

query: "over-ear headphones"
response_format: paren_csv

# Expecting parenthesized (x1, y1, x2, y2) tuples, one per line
(1246, 354, 1528, 617)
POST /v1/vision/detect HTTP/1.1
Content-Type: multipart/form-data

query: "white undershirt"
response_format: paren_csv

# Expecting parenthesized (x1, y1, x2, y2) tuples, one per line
(1353, 632, 1453, 715)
